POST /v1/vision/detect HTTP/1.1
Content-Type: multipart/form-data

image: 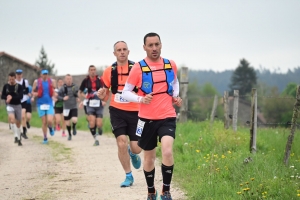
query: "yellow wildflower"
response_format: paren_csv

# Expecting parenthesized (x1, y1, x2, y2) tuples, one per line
(251, 178, 255, 181)
(237, 192, 242, 195)
(196, 150, 200, 153)
(222, 155, 226, 159)
(228, 151, 232, 154)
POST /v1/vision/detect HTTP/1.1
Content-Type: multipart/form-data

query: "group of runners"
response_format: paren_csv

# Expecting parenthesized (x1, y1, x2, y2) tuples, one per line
(1, 32, 182, 200)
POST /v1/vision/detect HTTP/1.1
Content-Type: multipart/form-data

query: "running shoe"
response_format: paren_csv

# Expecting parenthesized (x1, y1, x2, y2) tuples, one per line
(42, 138, 48, 144)
(62, 131, 66, 137)
(120, 175, 134, 187)
(21, 133, 28, 139)
(68, 135, 72, 141)
(73, 128, 77, 136)
(14, 137, 18, 143)
(56, 124, 61, 131)
(160, 191, 172, 200)
(147, 190, 158, 200)
(26, 121, 30, 129)
(93, 140, 99, 146)
(18, 140, 22, 146)
(49, 128, 55, 136)
(128, 146, 141, 169)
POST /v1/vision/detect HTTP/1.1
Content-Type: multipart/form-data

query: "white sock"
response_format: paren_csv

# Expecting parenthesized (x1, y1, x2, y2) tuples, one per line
(94, 134, 98, 141)
(17, 127, 21, 140)
(11, 124, 18, 138)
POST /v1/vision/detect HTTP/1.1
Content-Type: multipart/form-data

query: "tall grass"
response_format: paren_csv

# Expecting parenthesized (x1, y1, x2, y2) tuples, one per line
(156, 120, 300, 199)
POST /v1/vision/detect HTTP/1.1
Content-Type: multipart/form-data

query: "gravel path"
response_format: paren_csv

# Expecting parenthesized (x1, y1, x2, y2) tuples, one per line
(0, 122, 186, 200)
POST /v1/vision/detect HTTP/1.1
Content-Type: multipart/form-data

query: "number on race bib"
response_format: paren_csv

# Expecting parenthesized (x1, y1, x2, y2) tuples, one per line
(89, 99, 100, 107)
(40, 104, 50, 110)
(6, 106, 14, 112)
(135, 119, 145, 137)
(63, 109, 70, 117)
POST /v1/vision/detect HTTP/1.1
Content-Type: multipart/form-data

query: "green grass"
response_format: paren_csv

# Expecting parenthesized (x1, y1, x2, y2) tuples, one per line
(155, 120, 300, 199)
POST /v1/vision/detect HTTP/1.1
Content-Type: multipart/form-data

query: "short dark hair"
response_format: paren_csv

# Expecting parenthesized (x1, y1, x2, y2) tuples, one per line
(143, 32, 161, 45)
(89, 65, 96, 69)
(113, 41, 127, 49)
(9, 72, 16, 77)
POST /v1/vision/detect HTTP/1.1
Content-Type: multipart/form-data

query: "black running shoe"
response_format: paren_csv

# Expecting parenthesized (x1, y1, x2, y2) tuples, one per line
(14, 137, 18, 143)
(26, 122, 30, 129)
(18, 140, 22, 146)
(23, 133, 28, 139)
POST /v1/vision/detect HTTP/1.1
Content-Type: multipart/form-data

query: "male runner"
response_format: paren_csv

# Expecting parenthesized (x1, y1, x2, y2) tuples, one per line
(98, 41, 142, 187)
(54, 78, 66, 136)
(79, 65, 104, 146)
(57, 74, 79, 141)
(31, 69, 56, 144)
(122, 32, 182, 200)
(25, 84, 32, 129)
(15, 69, 30, 139)
(1, 72, 24, 146)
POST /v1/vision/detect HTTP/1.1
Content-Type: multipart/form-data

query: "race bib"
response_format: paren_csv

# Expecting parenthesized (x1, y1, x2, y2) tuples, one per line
(6, 106, 14, 112)
(40, 104, 50, 110)
(114, 93, 129, 103)
(83, 99, 87, 106)
(63, 109, 70, 117)
(89, 99, 100, 107)
(135, 119, 145, 137)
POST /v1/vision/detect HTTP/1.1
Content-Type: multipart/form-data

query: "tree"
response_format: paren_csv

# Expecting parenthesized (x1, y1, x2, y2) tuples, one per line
(35, 46, 57, 75)
(282, 82, 297, 97)
(229, 59, 257, 96)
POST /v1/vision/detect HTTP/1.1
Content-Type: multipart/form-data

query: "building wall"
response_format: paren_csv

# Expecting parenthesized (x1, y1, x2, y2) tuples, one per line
(0, 55, 38, 106)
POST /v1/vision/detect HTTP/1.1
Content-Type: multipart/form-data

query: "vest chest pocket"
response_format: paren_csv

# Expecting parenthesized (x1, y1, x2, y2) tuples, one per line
(89, 99, 100, 107)
(40, 104, 50, 110)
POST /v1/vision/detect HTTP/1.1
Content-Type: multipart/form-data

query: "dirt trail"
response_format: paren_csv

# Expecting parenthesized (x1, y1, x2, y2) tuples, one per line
(0, 122, 186, 200)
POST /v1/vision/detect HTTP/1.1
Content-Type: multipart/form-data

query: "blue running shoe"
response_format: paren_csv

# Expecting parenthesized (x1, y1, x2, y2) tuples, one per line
(73, 128, 77, 136)
(147, 190, 158, 200)
(43, 138, 48, 144)
(49, 127, 55, 136)
(128, 146, 141, 169)
(160, 191, 172, 200)
(120, 175, 134, 187)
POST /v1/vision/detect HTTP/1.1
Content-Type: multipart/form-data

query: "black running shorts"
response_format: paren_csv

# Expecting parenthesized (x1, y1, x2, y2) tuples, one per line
(64, 108, 78, 121)
(137, 117, 176, 151)
(109, 106, 139, 141)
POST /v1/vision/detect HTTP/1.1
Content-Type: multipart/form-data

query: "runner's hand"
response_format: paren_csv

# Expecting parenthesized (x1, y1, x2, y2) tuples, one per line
(97, 88, 106, 99)
(173, 96, 182, 107)
(6, 95, 12, 103)
(78, 101, 83, 109)
(140, 93, 153, 104)
(63, 96, 69, 101)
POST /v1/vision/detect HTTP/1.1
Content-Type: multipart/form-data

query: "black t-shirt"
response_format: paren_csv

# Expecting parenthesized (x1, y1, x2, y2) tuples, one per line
(1, 83, 23, 105)
(79, 76, 104, 93)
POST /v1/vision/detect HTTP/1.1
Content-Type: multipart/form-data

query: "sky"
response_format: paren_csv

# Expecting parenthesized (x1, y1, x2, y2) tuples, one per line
(1, 0, 300, 75)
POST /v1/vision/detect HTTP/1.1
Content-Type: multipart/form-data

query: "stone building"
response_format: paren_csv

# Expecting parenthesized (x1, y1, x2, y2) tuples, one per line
(0, 51, 39, 88)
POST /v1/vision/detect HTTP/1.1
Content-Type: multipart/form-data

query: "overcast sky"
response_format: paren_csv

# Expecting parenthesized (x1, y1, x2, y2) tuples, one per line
(1, 0, 300, 75)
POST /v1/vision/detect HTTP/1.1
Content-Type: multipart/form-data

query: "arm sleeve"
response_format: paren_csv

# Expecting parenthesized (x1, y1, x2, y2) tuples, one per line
(1, 85, 6, 100)
(122, 83, 142, 103)
(57, 87, 64, 100)
(172, 77, 179, 97)
(79, 79, 86, 92)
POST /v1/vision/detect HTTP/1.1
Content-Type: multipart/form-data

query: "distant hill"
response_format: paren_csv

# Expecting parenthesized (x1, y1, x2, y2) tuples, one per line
(188, 67, 300, 94)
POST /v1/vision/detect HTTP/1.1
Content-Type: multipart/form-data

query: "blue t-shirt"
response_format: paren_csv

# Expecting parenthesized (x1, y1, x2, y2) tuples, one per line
(26, 85, 32, 104)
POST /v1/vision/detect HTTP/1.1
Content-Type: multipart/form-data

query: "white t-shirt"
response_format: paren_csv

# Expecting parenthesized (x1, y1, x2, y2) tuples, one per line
(15, 78, 29, 103)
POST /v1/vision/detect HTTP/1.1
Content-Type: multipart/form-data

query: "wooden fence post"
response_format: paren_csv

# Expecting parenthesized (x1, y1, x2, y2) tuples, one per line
(232, 90, 239, 132)
(284, 85, 300, 165)
(210, 95, 218, 126)
(179, 67, 188, 123)
(250, 88, 257, 153)
(223, 91, 229, 129)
